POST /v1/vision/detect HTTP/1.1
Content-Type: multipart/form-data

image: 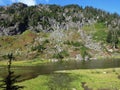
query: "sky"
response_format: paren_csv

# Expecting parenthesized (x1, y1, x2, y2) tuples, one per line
(0, 0, 120, 15)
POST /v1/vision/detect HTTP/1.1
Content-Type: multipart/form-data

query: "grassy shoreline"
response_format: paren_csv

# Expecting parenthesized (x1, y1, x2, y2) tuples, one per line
(0, 58, 49, 66)
(18, 68, 120, 90)
(0, 55, 120, 66)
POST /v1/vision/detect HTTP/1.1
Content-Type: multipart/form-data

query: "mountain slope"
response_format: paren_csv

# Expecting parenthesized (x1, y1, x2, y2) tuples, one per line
(0, 3, 120, 60)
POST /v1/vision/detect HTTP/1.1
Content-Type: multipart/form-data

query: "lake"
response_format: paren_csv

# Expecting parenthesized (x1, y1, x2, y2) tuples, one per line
(0, 59, 120, 81)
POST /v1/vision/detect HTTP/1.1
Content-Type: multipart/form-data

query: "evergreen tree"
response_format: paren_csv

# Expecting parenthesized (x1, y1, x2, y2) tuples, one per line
(0, 53, 24, 90)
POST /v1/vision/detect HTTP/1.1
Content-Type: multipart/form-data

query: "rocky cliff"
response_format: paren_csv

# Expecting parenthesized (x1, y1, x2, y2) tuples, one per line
(0, 3, 120, 36)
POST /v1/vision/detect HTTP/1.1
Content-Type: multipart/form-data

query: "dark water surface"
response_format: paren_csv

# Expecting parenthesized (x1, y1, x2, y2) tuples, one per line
(0, 59, 120, 81)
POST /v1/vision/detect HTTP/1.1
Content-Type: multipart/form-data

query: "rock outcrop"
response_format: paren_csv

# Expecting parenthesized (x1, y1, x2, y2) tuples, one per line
(0, 3, 114, 36)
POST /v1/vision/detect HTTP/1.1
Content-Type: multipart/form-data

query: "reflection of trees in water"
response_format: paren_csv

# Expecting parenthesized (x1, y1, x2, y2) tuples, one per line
(0, 53, 24, 90)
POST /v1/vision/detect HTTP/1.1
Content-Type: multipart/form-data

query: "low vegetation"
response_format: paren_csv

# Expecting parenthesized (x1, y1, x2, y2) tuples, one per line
(17, 68, 120, 90)
(0, 59, 49, 66)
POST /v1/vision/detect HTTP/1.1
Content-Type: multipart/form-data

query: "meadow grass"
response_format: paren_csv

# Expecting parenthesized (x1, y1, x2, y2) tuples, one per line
(0, 58, 49, 66)
(82, 23, 108, 42)
(17, 68, 120, 90)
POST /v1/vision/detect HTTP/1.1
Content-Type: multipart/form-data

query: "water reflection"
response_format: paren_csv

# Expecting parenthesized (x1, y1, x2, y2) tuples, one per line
(0, 59, 120, 82)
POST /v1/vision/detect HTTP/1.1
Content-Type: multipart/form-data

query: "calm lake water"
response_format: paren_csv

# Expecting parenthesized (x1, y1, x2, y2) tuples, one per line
(0, 59, 120, 81)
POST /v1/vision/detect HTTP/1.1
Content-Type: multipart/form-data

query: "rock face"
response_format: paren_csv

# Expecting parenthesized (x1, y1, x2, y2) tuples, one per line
(0, 3, 120, 36)
(0, 23, 27, 36)
(0, 3, 101, 36)
(78, 29, 102, 51)
(0, 3, 28, 36)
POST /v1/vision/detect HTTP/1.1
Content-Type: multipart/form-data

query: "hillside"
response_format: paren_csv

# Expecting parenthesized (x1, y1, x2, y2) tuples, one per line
(0, 3, 120, 60)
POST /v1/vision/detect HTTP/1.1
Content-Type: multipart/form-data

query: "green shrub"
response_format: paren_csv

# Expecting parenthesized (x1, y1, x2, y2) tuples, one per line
(43, 39, 50, 44)
(64, 41, 82, 47)
(31, 44, 46, 53)
(80, 46, 90, 58)
(2, 55, 8, 59)
(53, 50, 69, 59)
(72, 41, 82, 47)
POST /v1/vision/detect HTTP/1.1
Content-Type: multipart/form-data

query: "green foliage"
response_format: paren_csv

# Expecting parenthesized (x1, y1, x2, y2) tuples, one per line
(0, 7, 4, 11)
(5, 8, 15, 14)
(49, 4, 62, 12)
(43, 39, 50, 44)
(94, 23, 106, 29)
(72, 17, 80, 22)
(72, 42, 82, 47)
(80, 47, 86, 57)
(64, 40, 71, 45)
(107, 28, 119, 48)
(31, 44, 46, 53)
(64, 41, 82, 47)
(63, 4, 82, 10)
(93, 23, 107, 42)
(22, 30, 33, 35)
(2, 55, 8, 59)
(53, 50, 69, 59)
(83, 23, 107, 42)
